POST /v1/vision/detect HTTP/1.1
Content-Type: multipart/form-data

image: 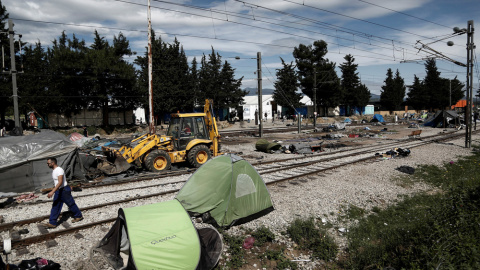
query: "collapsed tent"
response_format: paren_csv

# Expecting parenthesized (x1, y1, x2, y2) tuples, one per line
(176, 154, 274, 227)
(0, 130, 85, 193)
(95, 199, 223, 270)
(255, 139, 282, 153)
(371, 114, 385, 123)
(424, 110, 460, 128)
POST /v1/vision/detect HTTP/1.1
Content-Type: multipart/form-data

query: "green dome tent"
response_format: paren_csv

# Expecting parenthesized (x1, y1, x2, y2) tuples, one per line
(176, 154, 274, 227)
(94, 200, 223, 270)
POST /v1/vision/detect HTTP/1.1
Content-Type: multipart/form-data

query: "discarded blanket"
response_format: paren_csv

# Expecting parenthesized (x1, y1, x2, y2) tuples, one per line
(396, 166, 415, 175)
(255, 139, 282, 153)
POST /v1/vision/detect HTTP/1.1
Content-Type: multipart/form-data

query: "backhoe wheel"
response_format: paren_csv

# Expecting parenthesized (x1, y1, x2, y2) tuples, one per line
(188, 145, 211, 168)
(145, 150, 171, 172)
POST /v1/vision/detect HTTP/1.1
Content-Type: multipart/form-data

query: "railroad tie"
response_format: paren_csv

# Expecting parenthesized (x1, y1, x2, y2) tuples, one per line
(46, 240, 58, 248)
(16, 247, 29, 256)
(36, 224, 49, 235)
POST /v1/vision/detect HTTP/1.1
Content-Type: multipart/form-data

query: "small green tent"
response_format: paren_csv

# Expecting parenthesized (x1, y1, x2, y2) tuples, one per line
(176, 154, 274, 227)
(95, 200, 223, 270)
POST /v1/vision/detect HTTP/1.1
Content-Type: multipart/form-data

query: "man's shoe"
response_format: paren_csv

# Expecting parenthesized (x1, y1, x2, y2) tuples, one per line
(43, 223, 57, 228)
(72, 217, 84, 223)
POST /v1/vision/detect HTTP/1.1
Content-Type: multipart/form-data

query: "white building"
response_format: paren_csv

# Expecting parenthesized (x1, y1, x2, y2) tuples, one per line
(237, 94, 314, 120)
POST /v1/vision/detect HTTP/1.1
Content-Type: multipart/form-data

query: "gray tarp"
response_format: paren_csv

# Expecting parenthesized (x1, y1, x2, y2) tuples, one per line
(0, 130, 82, 193)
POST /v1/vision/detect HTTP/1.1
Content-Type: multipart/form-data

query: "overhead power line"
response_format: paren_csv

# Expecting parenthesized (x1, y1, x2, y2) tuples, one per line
(357, 0, 451, 29)
(272, 0, 438, 40)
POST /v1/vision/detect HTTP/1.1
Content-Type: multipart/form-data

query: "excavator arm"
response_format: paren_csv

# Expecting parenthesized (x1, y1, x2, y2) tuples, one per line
(204, 99, 221, 156)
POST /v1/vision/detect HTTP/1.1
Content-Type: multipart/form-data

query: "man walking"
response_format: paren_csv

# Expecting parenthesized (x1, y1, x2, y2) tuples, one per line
(43, 157, 83, 228)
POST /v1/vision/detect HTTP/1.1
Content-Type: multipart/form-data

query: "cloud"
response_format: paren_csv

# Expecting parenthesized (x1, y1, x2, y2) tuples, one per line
(3, 0, 477, 93)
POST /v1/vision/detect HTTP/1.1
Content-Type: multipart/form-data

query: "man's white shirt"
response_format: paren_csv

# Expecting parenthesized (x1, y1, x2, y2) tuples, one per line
(52, 167, 68, 187)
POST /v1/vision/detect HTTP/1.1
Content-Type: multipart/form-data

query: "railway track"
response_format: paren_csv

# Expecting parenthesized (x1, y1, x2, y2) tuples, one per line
(0, 130, 471, 253)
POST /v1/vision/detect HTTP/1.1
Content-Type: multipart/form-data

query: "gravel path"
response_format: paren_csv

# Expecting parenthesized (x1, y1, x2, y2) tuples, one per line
(1, 127, 478, 269)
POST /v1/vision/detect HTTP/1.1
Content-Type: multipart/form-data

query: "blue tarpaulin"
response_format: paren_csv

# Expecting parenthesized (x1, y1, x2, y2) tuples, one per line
(372, 114, 385, 122)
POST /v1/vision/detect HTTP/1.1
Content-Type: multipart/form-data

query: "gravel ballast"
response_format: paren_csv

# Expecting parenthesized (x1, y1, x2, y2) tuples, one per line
(1, 127, 477, 269)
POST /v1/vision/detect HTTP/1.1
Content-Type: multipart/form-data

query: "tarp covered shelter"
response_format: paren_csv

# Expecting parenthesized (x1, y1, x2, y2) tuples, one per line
(95, 200, 223, 270)
(424, 110, 460, 128)
(371, 114, 385, 123)
(0, 130, 84, 193)
(176, 154, 274, 227)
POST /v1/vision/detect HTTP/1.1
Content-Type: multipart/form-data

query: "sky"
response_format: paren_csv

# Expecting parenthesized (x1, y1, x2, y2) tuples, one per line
(3, 0, 480, 96)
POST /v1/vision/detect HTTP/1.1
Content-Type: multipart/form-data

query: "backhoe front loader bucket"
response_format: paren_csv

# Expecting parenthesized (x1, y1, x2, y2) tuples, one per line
(100, 147, 132, 175)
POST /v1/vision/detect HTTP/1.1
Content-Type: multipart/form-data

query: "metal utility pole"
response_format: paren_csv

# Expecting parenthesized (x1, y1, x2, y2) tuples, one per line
(7, 19, 20, 132)
(449, 79, 451, 108)
(257, 52, 263, 137)
(147, 0, 155, 134)
(465, 20, 474, 148)
(313, 68, 317, 129)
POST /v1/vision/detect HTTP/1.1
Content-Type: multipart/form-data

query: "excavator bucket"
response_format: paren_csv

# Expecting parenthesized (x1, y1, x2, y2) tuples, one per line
(100, 147, 132, 175)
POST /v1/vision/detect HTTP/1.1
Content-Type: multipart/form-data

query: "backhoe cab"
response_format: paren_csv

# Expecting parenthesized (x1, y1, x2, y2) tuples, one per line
(102, 99, 221, 173)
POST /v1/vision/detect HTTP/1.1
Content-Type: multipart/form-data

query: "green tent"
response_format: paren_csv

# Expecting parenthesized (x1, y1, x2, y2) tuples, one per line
(95, 199, 223, 270)
(176, 154, 274, 227)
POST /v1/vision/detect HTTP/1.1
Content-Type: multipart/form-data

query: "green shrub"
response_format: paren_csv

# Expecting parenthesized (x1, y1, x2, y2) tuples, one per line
(343, 153, 480, 269)
(251, 226, 275, 246)
(286, 217, 338, 261)
(262, 248, 297, 270)
(339, 204, 365, 221)
(221, 233, 245, 269)
(86, 126, 97, 136)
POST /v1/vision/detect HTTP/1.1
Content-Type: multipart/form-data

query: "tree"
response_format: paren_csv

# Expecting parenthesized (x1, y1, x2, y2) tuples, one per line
(198, 47, 245, 117)
(273, 58, 302, 116)
(78, 31, 137, 126)
(444, 76, 464, 108)
(218, 60, 245, 109)
(406, 59, 464, 110)
(380, 69, 405, 111)
(46, 32, 90, 117)
(356, 83, 371, 110)
(423, 58, 444, 110)
(293, 40, 341, 115)
(18, 42, 51, 121)
(406, 75, 427, 110)
(339, 54, 370, 114)
(135, 34, 193, 122)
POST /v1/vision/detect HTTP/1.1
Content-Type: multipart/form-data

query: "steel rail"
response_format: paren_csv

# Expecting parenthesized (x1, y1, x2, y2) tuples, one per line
(0, 130, 472, 251)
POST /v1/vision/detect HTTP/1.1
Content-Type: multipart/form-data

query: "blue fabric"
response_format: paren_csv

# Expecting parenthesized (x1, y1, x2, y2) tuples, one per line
(373, 114, 385, 122)
(49, 185, 82, 225)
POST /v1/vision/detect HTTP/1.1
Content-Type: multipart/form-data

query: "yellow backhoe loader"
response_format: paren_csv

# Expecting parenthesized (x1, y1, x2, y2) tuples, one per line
(102, 99, 221, 173)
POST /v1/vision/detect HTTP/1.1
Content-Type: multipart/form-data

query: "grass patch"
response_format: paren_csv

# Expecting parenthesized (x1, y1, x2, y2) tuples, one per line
(338, 204, 366, 221)
(220, 232, 246, 269)
(286, 217, 338, 261)
(259, 248, 298, 270)
(250, 225, 275, 246)
(392, 174, 416, 188)
(342, 153, 480, 269)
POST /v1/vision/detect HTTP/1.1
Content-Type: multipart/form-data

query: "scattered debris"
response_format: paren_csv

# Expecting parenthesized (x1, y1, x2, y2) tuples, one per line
(242, 237, 255, 249)
(16, 193, 38, 203)
(376, 148, 411, 159)
(0, 197, 16, 209)
(396, 166, 415, 175)
(255, 139, 282, 153)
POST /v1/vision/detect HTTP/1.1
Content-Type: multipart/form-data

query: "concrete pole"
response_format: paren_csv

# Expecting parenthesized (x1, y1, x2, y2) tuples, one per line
(465, 20, 474, 148)
(257, 52, 263, 137)
(147, 0, 155, 134)
(313, 68, 317, 129)
(8, 20, 20, 131)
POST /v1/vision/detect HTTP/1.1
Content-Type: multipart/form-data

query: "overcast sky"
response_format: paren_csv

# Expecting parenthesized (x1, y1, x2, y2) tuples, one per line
(4, 0, 479, 95)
